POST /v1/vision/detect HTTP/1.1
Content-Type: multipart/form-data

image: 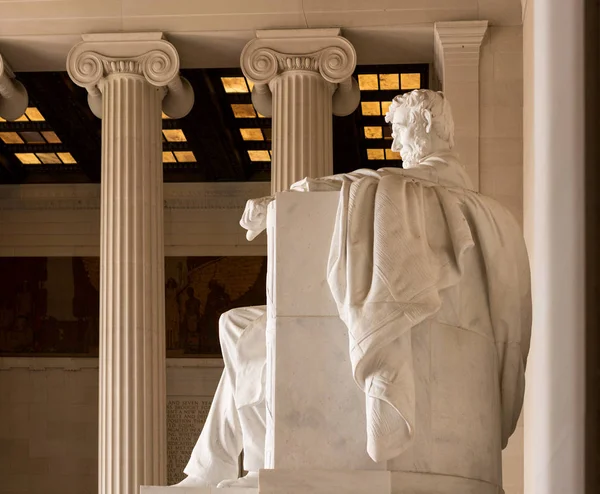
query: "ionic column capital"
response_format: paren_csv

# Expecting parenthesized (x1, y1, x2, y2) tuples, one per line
(0, 53, 29, 121)
(241, 28, 357, 85)
(67, 32, 194, 119)
(241, 29, 360, 118)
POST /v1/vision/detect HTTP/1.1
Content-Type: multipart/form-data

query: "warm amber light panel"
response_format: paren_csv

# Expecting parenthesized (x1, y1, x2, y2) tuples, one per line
(401, 73, 421, 90)
(162, 129, 187, 142)
(57, 152, 77, 164)
(231, 104, 256, 118)
(247, 150, 270, 162)
(364, 127, 383, 139)
(16, 153, 41, 164)
(163, 151, 176, 163)
(25, 107, 45, 121)
(358, 74, 378, 91)
(367, 149, 385, 160)
(221, 77, 249, 93)
(381, 101, 392, 116)
(361, 102, 381, 116)
(240, 129, 264, 141)
(385, 149, 401, 160)
(379, 74, 399, 90)
(0, 132, 24, 144)
(175, 151, 196, 162)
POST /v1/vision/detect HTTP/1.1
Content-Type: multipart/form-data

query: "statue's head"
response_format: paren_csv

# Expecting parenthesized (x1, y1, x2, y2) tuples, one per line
(384, 89, 454, 168)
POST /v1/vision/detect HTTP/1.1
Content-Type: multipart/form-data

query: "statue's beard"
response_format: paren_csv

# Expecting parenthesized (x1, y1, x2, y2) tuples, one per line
(395, 134, 429, 169)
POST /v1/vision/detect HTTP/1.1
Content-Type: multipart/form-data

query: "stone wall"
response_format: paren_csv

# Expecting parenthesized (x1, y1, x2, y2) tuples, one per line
(480, 25, 525, 227)
(0, 358, 223, 494)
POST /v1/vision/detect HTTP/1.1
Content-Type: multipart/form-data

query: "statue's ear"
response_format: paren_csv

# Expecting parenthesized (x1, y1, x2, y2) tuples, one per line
(423, 109, 433, 134)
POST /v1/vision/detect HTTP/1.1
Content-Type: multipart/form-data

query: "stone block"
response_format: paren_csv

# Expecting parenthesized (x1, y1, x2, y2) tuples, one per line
(491, 26, 524, 53)
(494, 51, 524, 82)
(269, 192, 340, 318)
(266, 315, 383, 472)
(390, 471, 501, 494)
(259, 469, 391, 494)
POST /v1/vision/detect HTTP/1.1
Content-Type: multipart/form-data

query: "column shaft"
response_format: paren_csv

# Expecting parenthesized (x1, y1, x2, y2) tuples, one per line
(99, 74, 166, 494)
(270, 71, 334, 193)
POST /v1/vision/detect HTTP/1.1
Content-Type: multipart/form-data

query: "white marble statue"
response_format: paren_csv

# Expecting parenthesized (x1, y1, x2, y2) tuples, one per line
(176, 90, 531, 492)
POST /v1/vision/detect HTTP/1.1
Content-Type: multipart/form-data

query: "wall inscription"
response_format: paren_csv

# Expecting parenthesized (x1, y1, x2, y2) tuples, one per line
(167, 396, 212, 484)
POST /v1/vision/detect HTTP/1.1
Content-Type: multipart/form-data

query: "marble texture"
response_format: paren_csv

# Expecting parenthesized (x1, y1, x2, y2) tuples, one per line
(168, 90, 530, 494)
(268, 192, 340, 318)
(259, 469, 391, 494)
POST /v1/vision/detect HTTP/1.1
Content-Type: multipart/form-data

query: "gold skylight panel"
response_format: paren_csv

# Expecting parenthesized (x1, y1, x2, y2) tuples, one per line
(14, 114, 28, 122)
(231, 104, 256, 118)
(0, 132, 24, 144)
(163, 151, 177, 163)
(358, 74, 378, 91)
(162, 129, 187, 142)
(175, 151, 196, 162)
(401, 73, 421, 90)
(247, 150, 270, 162)
(37, 153, 61, 164)
(364, 127, 382, 139)
(379, 74, 400, 90)
(222, 77, 250, 93)
(240, 128, 264, 141)
(367, 149, 385, 160)
(41, 131, 61, 144)
(162, 112, 170, 119)
(25, 107, 45, 121)
(57, 152, 77, 164)
(16, 153, 41, 165)
(385, 149, 401, 160)
(381, 101, 392, 115)
(361, 102, 381, 116)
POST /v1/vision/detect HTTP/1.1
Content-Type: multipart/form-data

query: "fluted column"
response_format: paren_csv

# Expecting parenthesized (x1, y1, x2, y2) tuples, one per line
(0, 54, 28, 121)
(241, 29, 360, 193)
(67, 33, 194, 494)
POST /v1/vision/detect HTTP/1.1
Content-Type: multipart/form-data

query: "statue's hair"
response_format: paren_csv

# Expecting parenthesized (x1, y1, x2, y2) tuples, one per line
(384, 90, 455, 149)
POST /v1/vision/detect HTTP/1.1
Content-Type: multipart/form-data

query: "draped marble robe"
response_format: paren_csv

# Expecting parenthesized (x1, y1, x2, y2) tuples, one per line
(242, 152, 531, 469)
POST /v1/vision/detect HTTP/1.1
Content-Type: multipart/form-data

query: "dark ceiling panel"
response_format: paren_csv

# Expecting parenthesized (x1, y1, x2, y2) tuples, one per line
(0, 64, 428, 185)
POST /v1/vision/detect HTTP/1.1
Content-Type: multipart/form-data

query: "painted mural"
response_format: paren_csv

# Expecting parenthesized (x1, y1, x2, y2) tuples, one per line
(0, 257, 267, 357)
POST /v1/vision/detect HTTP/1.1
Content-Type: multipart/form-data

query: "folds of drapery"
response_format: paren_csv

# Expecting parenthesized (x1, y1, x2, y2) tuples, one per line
(325, 171, 531, 461)
(239, 162, 531, 462)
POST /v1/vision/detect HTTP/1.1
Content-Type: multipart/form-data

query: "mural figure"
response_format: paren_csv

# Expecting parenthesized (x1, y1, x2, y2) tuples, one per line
(165, 278, 181, 350)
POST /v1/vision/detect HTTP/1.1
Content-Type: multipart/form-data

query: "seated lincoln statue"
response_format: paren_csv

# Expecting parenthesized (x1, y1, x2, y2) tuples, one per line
(175, 89, 531, 491)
